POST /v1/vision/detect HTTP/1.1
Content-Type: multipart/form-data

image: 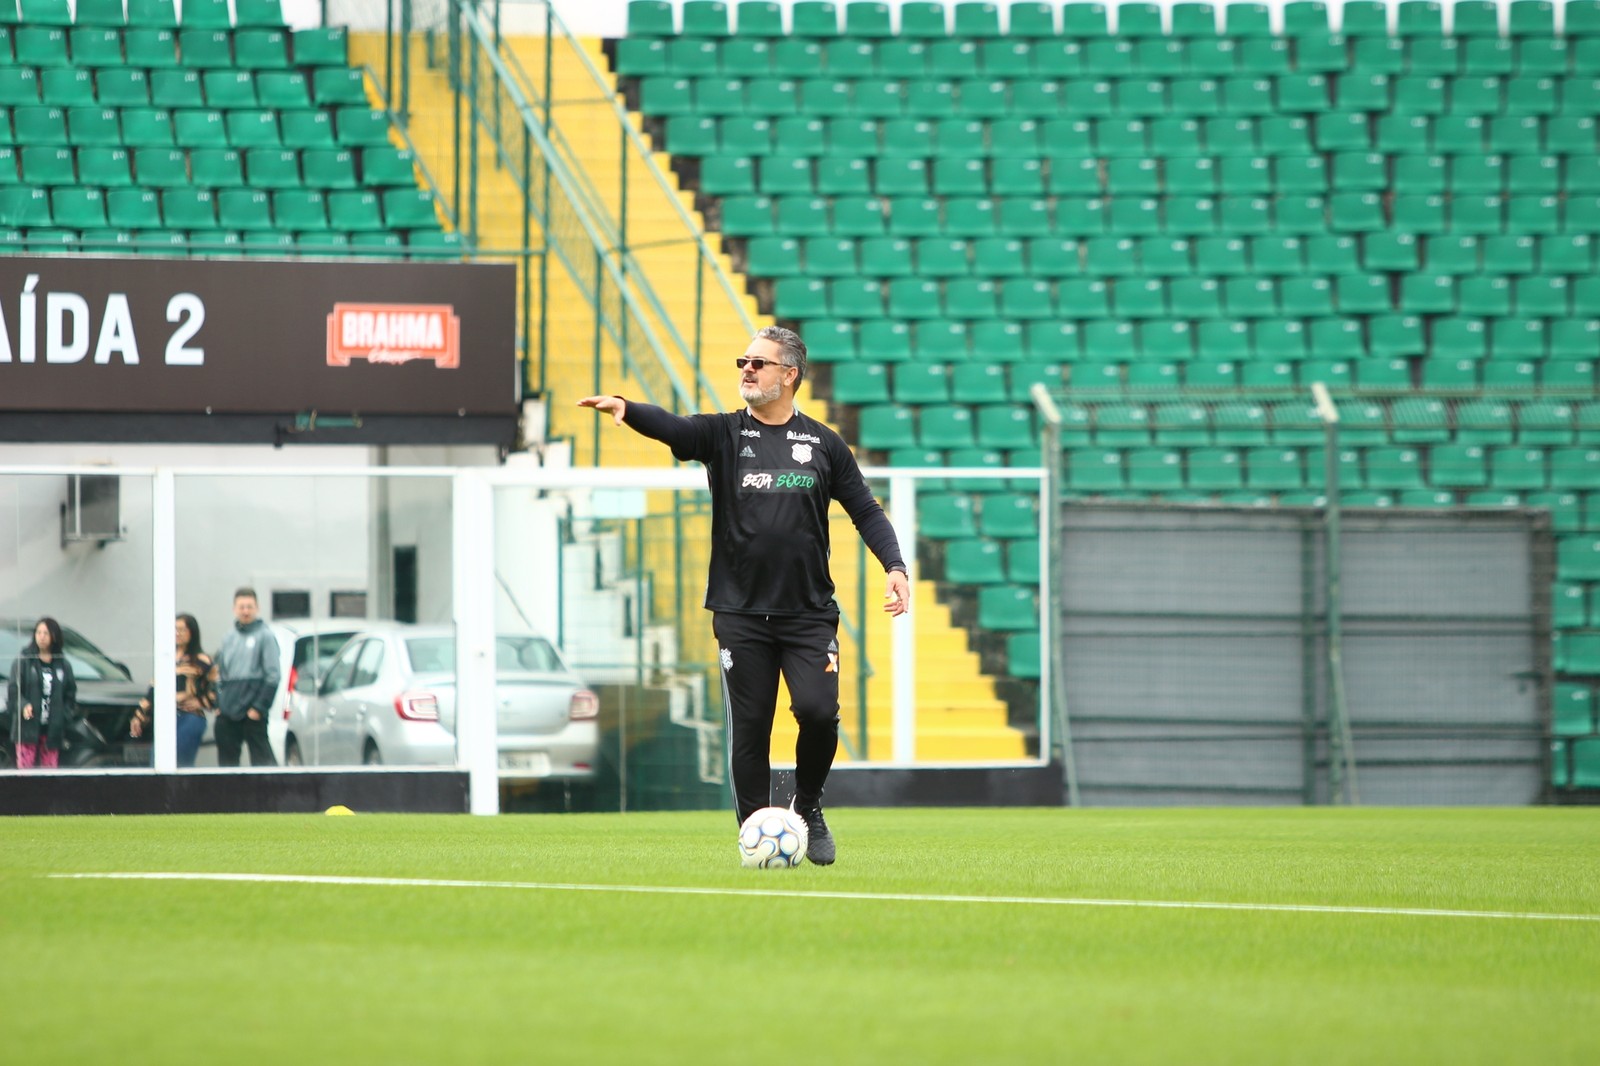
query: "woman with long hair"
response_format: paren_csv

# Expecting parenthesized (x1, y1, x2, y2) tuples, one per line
(6, 617, 78, 769)
(131, 614, 217, 768)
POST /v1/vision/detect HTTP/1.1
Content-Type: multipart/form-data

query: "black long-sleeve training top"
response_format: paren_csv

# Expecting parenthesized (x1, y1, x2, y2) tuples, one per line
(622, 401, 906, 616)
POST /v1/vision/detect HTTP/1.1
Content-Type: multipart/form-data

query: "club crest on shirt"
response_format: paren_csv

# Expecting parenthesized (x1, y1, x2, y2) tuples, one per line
(791, 442, 813, 464)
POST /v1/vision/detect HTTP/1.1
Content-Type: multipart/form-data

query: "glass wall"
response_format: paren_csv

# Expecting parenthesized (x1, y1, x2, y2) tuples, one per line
(2, 465, 1048, 813)
(170, 472, 455, 770)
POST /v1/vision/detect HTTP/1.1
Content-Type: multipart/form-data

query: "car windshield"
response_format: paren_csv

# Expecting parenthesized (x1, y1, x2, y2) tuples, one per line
(294, 633, 358, 680)
(404, 636, 561, 675)
(0, 626, 131, 682)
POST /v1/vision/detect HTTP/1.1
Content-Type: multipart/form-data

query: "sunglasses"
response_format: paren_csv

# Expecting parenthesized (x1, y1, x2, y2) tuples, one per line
(736, 357, 791, 371)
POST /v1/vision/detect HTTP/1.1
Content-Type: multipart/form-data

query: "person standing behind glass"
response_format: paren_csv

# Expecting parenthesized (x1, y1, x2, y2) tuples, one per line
(131, 614, 217, 768)
(7, 617, 78, 769)
(215, 587, 280, 767)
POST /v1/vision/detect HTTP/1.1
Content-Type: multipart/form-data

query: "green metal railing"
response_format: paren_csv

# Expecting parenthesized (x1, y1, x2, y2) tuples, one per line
(371, 0, 743, 425)
(496, 0, 758, 404)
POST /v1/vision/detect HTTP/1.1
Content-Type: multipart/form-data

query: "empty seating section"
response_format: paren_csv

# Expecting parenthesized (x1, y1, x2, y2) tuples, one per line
(0, 0, 453, 255)
(623, 2, 1600, 756)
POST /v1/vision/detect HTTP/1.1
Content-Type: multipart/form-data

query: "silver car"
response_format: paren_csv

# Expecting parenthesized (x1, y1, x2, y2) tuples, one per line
(283, 623, 600, 780)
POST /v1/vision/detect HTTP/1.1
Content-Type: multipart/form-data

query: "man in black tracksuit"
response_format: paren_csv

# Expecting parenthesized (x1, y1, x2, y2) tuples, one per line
(580, 326, 911, 865)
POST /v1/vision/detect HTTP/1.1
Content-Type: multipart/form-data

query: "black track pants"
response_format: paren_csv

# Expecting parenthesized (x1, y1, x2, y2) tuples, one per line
(713, 610, 841, 825)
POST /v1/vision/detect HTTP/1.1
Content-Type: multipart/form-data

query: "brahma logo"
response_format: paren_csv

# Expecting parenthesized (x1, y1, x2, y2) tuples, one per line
(326, 303, 460, 368)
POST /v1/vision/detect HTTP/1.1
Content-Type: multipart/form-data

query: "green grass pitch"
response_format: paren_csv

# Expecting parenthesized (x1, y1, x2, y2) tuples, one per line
(2, 807, 1597, 1065)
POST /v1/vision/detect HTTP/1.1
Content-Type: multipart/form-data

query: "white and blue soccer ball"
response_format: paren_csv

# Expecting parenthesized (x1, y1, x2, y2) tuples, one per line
(737, 806, 809, 868)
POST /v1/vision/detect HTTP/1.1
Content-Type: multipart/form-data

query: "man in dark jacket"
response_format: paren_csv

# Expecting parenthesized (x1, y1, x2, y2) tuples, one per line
(215, 587, 280, 767)
(579, 326, 911, 865)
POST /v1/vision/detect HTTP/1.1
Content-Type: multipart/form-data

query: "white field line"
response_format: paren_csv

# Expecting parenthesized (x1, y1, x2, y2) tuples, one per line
(47, 872, 1600, 924)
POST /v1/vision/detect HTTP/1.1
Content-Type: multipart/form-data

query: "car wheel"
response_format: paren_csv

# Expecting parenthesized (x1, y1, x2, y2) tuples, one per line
(362, 741, 382, 766)
(284, 737, 302, 767)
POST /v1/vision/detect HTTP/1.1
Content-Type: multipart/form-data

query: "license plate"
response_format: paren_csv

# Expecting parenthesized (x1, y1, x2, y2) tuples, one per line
(498, 751, 552, 776)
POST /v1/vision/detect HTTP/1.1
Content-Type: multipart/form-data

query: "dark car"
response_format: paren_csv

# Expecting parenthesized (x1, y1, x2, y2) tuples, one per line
(0, 619, 148, 767)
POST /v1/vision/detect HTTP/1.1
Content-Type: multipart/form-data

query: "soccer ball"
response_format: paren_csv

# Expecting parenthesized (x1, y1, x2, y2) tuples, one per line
(737, 806, 809, 868)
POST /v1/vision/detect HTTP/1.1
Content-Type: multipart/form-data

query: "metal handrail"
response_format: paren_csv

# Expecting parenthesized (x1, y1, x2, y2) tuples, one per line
(477, 0, 740, 409)
(448, 0, 703, 414)
(518, 2, 757, 324)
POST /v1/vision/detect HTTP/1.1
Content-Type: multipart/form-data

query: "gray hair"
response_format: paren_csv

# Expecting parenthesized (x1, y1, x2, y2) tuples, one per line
(756, 325, 807, 387)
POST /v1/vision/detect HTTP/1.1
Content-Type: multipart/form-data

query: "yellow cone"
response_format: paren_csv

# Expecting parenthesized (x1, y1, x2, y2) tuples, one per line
(325, 805, 355, 816)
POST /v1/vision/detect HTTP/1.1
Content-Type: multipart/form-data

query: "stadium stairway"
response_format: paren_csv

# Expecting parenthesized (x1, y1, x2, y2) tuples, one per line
(358, 30, 1026, 763)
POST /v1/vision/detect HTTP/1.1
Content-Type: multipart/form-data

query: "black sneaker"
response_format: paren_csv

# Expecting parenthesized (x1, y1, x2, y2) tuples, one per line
(791, 800, 835, 865)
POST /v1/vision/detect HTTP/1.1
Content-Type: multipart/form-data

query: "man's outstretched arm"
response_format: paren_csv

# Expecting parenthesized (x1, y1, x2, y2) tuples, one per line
(577, 396, 705, 460)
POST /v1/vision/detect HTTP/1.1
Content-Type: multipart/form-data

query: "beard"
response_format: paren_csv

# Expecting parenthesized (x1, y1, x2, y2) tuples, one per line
(740, 377, 782, 407)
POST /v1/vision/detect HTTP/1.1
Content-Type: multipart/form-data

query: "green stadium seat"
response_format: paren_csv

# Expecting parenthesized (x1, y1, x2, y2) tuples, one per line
(48, 186, 106, 230)
(65, 105, 120, 147)
(230, 146, 292, 188)
(177, 148, 235, 188)
(39, 68, 93, 108)
(14, 26, 67, 67)
(175, 29, 232, 69)
(1126, 445, 1185, 491)
(1554, 582, 1590, 628)
(158, 187, 213, 229)
(1552, 448, 1600, 490)
(944, 537, 1007, 585)
(627, 0, 675, 36)
(811, 319, 865, 360)
(76, 147, 132, 189)
(921, 491, 979, 538)
(1558, 536, 1600, 580)
(1554, 682, 1595, 736)
(891, 362, 950, 405)
(978, 491, 1038, 539)
(1391, 397, 1451, 442)
(13, 105, 66, 146)
(754, 37, 814, 77)
(918, 404, 975, 450)
(103, 187, 163, 230)
(204, 70, 259, 109)
(327, 189, 383, 232)
(1514, 401, 1573, 445)
(976, 584, 1037, 631)
(151, 70, 203, 109)
(1455, 398, 1513, 443)
(234, 29, 290, 70)
(1487, 446, 1547, 490)
(859, 404, 919, 451)
(292, 28, 348, 67)
(1359, 445, 1422, 490)
(1178, 446, 1237, 489)
(1527, 491, 1582, 532)
(1245, 446, 1305, 490)
(1067, 446, 1124, 491)
(1543, 361, 1595, 392)
(223, 108, 286, 148)
(374, 188, 435, 230)
(116, 109, 175, 150)
(127, 148, 183, 188)
(683, 0, 732, 37)
(19, 146, 72, 185)
(96, 69, 152, 107)
(719, 40, 771, 77)
(1303, 452, 1364, 495)
(1428, 443, 1488, 487)
(948, 363, 1009, 405)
